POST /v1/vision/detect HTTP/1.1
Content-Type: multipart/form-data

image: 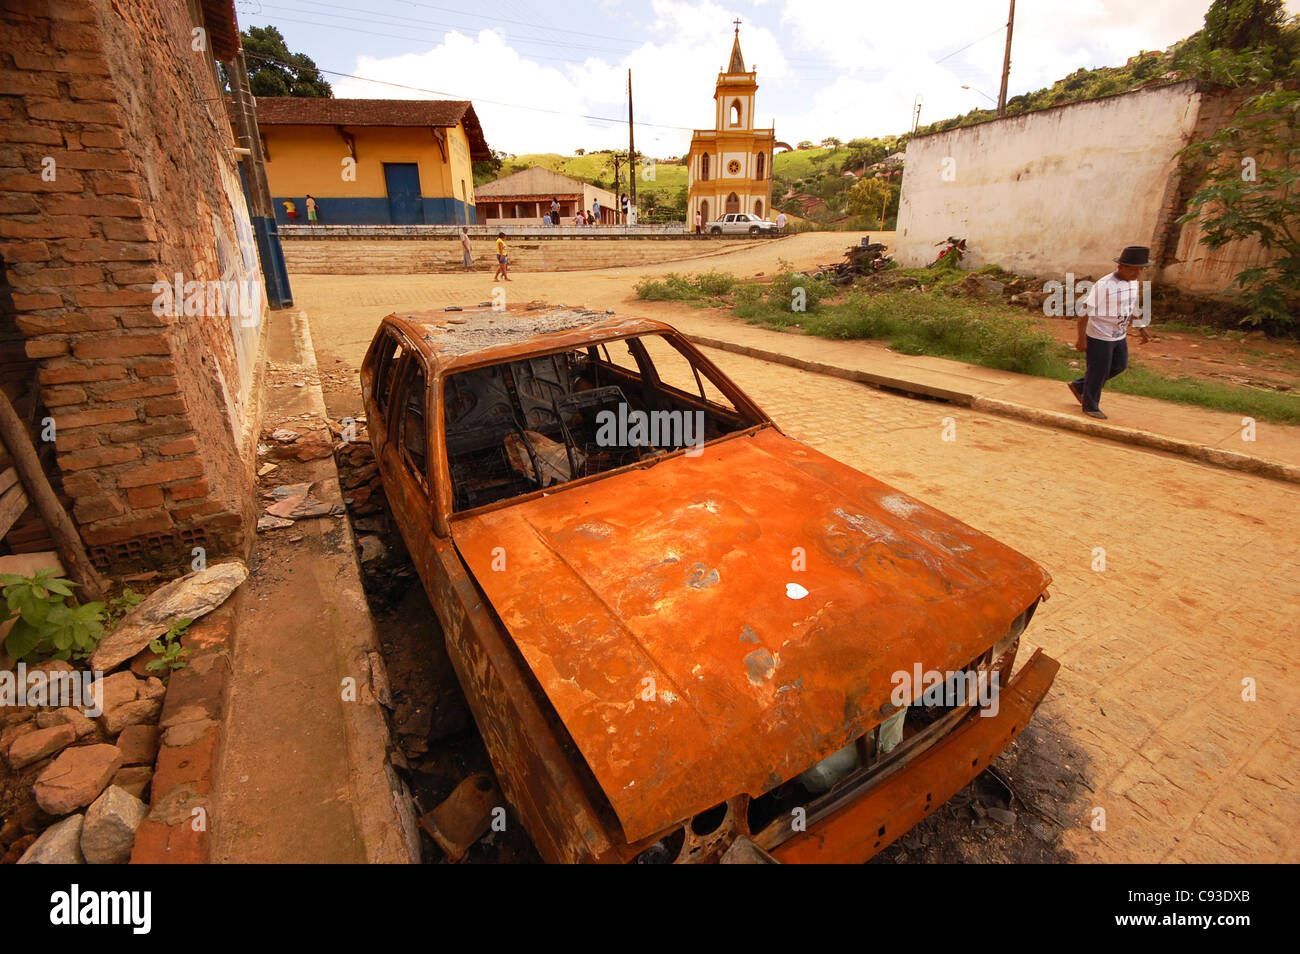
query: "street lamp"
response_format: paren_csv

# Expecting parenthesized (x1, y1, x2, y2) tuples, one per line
(961, 85, 997, 105)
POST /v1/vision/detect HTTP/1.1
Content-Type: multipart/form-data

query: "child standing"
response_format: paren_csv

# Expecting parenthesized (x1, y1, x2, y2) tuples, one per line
(493, 232, 510, 282)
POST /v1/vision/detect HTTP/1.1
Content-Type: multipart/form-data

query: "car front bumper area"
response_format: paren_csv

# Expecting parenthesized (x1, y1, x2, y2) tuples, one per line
(759, 648, 1060, 864)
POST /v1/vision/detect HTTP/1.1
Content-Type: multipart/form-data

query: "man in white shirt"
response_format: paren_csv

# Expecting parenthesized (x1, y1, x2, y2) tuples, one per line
(1068, 246, 1152, 420)
(776, 211, 787, 232)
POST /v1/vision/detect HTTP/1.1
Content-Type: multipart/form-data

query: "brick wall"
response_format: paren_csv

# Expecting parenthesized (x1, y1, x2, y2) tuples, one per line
(0, 0, 261, 569)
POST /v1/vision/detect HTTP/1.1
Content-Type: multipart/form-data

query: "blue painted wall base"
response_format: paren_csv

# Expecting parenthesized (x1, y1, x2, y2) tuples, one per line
(274, 197, 475, 226)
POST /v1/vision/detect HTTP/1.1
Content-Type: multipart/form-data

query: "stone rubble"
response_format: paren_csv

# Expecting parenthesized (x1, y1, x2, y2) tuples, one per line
(80, 785, 147, 865)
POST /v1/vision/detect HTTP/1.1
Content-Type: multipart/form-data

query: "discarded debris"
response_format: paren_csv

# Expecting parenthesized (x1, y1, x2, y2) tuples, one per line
(258, 514, 295, 532)
(419, 773, 501, 863)
(264, 482, 339, 520)
(357, 534, 385, 563)
(88, 562, 249, 672)
(257, 462, 280, 478)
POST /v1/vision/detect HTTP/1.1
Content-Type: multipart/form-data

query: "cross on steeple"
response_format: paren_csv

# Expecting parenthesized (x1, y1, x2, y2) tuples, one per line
(727, 21, 746, 72)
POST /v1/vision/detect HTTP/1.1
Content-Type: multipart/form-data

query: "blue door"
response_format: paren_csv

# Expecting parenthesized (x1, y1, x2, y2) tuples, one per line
(383, 163, 424, 224)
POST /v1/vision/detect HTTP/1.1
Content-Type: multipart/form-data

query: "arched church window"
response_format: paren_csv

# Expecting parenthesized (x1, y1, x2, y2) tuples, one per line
(756, 152, 765, 180)
(701, 153, 710, 181)
(730, 99, 742, 126)
(754, 199, 763, 217)
(726, 192, 739, 214)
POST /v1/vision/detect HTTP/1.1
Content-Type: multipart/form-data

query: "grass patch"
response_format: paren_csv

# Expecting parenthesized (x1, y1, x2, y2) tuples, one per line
(741, 289, 1066, 378)
(634, 271, 738, 301)
(1105, 367, 1300, 424)
(634, 269, 1300, 424)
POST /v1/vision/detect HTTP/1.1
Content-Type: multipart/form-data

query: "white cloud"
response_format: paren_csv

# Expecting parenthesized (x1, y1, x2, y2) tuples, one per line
(327, 0, 1298, 155)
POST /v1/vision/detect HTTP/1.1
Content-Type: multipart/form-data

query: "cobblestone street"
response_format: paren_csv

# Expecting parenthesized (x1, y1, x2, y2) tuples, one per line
(296, 240, 1299, 864)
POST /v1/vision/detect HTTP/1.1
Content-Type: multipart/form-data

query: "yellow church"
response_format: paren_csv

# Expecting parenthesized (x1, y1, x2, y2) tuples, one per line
(687, 26, 777, 226)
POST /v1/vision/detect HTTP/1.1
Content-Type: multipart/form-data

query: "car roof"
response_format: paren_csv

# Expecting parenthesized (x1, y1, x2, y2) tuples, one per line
(382, 305, 676, 375)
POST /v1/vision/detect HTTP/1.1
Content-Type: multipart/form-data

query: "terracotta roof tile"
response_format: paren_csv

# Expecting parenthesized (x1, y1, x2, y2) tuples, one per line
(253, 98, 491, 159)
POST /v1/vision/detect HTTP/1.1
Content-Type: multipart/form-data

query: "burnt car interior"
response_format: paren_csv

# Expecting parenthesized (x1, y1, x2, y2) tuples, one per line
(442, 334, 761, 512)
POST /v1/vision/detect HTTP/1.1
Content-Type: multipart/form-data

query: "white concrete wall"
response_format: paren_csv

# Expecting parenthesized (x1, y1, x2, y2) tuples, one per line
(894, 82, 1203, 278)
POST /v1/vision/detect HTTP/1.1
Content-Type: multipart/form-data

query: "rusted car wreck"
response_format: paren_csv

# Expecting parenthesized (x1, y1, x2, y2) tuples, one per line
(362, 305, 1059, 864)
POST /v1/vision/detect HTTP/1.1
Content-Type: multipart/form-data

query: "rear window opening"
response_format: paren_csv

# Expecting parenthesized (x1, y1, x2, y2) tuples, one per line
(443, 333, 760, 512)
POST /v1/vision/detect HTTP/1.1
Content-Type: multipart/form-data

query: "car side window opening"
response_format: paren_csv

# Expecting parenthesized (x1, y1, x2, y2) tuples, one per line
(373, 336, 404, 415)
(393, 358, 429, 492)
(443, 335, 759, 512)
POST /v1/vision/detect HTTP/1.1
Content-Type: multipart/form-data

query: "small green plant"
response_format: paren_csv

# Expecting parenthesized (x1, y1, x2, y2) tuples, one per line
(146, 617, 192, 676)
(105, 586, 143, 629)
(0, 570, 105, 663)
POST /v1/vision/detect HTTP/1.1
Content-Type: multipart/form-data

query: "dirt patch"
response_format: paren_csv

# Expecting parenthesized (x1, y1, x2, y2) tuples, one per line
(325, 410, 541, 864)
(872, 717, 1087, 864)
(1038, 318, 1300, 393)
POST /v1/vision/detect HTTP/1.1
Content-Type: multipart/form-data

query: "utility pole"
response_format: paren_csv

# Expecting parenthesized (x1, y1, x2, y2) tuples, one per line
(627, 68, 636, 226)
(997, 0, 1016, 118)
(911, 94, 923, 134)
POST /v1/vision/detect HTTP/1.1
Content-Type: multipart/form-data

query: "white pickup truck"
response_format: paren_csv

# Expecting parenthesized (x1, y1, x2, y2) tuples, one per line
(706, 212, 780, 236)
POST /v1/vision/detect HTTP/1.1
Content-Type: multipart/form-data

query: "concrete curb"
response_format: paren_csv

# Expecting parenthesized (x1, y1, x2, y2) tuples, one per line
(284, 308, 419, 864)
(685, 333, 1300, 487)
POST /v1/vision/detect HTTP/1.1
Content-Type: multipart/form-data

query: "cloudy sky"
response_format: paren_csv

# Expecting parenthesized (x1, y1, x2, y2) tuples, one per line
(235, 0, 1297, 157)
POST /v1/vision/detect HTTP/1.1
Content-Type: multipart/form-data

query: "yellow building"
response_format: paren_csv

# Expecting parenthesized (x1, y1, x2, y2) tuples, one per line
(687, 28, 776, 226)
(251, 99, 491, 225)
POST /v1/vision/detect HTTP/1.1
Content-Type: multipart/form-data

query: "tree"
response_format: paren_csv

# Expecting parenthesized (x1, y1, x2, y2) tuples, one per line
(1201, 0, 1288, 51)
(820, 137, 842, 150)
(1179, 87, 1300, 329)
(846, 177, 890, 228)
(240, 26, 332, 98)
(796, 140, 814, 150)
(472, 148, 506, 187)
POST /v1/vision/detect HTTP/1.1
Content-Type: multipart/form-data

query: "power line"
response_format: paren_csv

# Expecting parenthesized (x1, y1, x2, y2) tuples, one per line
(264, 0, 863, 72)
(933, 24, 1008, 64)
(242, 50, 696, 131)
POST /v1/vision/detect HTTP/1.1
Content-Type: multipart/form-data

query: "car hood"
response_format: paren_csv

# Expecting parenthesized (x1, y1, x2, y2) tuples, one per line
(450, 427, 1050, 843)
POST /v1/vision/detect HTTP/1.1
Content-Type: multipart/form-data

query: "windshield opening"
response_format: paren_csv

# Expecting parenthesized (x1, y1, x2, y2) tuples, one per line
(443, 333, 760, 512)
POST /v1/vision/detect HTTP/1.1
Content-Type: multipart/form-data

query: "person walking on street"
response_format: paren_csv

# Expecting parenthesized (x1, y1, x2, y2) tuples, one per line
(460, 227, 473, 270)
(776, 210, 787, 233)
(493, 232, 511, 282)
(694, 209, 702, 235)
(620, 193, 629, 223)
(592, 197, 601, 223)
(550, 197, 560, 225)
(305, 194, 318, 224)
(1068, 245, 1152, 420)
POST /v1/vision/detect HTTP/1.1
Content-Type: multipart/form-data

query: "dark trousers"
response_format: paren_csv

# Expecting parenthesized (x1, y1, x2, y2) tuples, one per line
(1072, 336, 1128, 412)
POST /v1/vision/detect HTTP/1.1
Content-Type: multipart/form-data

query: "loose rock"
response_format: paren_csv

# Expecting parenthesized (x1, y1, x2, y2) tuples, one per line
(115, 724, 160, 766)
(7, 723, 76, 768)
(18, 814, 85, 864)
(100, 696, 163, 736)
(54, 707, 98, 738)
(34, 744, 124, 815)
(111, 765, 153, 800)
(88, 562, 248, 672)
(81, 785, 147, 864)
